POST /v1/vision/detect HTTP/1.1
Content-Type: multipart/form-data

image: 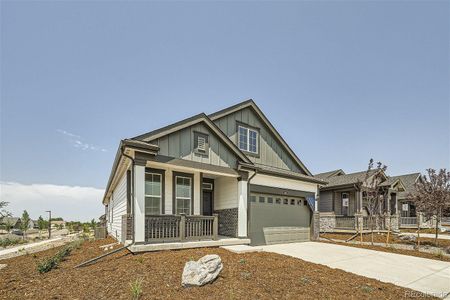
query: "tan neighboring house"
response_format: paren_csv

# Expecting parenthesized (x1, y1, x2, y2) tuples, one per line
(51, 220, 66, 229)
(103, 99, 325, 250)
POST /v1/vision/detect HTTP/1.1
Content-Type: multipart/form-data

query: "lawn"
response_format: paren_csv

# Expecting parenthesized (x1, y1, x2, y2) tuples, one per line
(0, 237, 429, 299)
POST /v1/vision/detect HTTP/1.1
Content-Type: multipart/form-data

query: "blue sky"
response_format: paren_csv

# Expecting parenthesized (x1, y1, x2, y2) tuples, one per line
(1, 1, 449, 220)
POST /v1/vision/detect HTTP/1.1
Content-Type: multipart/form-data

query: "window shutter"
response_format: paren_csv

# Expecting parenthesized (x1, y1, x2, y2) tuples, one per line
(197, 136, 206, 152)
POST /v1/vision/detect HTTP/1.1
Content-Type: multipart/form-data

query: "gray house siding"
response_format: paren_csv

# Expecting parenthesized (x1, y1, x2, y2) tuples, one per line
(150, 122, 238, 168)
(319, 191, 333, 212)
(213, 107, 304, 173)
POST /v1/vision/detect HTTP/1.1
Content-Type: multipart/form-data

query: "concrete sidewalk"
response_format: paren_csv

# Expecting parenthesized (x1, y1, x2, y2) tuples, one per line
(261, 242, 450, 298)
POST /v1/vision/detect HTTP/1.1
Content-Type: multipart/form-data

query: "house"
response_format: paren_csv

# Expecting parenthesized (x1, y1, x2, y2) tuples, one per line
(389, 173, 421, 218)
(315, 169, 407, 232)
(0, 217, 22, 230)
(103, 99, 325, 249)
(51, 220, 66, 229)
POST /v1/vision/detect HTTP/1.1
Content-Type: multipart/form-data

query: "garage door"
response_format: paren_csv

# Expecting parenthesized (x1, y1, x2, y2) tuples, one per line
(249, 193, 311, 245)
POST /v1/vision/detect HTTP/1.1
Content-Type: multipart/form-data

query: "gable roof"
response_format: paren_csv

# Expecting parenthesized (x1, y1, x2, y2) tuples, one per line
(131, 113, 252, 164)
(388, 173, 420, 199)
(315, 169, 345, 180)
(318, 170, 379, 189)
(0, 217, 20, 225)
(209, 99, 313, 176)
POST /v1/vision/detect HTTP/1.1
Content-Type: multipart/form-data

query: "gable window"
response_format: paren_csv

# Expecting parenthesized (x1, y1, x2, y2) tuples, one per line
(145, 173, 162, 214)
(238, 125, 258, 154)
(194, 132, 209, 156)
(175, 176, 192, 215)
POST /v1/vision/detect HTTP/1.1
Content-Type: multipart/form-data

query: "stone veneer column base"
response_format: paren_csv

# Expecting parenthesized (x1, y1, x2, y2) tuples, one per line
(214, 208, 238, 238)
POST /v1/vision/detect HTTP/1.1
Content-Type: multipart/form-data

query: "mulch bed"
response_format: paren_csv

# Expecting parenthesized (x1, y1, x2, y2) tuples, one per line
(321, 233, 450, 262)
(0, 237, 432, 299)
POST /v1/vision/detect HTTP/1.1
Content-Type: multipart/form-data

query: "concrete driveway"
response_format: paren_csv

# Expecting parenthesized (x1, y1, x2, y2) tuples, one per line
(261, 242, 450, 298)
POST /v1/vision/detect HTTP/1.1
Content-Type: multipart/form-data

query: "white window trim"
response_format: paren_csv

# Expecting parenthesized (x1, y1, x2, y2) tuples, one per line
(175, 176, 192, 215)
(238, 125, 258, 154)
(145, 172, 162, 214)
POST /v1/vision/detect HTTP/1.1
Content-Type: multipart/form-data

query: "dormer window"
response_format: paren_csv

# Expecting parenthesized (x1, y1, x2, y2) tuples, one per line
(194, 132, 209, 156)
(238, 125, 258, 154)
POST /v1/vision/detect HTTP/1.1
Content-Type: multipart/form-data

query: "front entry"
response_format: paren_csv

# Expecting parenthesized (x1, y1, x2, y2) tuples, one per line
(202, 190, 213, 216)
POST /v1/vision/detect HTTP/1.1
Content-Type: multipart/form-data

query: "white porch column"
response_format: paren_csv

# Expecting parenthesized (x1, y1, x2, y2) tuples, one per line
(134, 165, 145, 243)
(237, 179, 248, 237)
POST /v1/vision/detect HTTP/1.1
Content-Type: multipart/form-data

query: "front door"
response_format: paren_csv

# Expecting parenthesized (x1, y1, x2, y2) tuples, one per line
(202, 190, 213, 216)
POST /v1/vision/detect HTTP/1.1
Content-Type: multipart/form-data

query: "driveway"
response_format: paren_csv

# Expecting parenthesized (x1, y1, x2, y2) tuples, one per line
(261, 242, 450, 298)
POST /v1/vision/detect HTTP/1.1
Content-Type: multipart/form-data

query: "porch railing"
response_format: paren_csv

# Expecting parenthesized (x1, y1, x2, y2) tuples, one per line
(145, 214, 218, 243)
(335, 216, 356, 229)
(400, 217, 418, 228)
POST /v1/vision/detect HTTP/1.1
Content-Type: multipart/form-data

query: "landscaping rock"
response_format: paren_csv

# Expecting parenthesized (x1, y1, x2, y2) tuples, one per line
(399, 234, 416, 242)
(181, 254, 223, 287)
(0, 264, 6, 271)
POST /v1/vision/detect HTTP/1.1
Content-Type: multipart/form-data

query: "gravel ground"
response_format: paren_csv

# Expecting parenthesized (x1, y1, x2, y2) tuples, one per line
(0, 237, 432, 299)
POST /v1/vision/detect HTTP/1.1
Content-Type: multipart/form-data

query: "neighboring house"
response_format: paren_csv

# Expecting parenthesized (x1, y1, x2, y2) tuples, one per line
(0, 217, 22, 230)
(103, 99, 325, 247)
(315, 169, 406, 232)
(389, 173, 421, 218)
(51, 220, 66, 229)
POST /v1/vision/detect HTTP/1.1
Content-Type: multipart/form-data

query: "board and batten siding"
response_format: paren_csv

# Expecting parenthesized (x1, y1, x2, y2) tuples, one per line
(213, 107, 304, 174)
(214, 176, 238, 210)
(150, 122, 237, 168)
(108, 172, 127, 241)
(319, 191, 333, 212)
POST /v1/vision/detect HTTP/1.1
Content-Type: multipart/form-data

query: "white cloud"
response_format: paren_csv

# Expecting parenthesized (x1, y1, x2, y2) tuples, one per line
(57, 129, 108, 152)
(0, 182, 105, 222)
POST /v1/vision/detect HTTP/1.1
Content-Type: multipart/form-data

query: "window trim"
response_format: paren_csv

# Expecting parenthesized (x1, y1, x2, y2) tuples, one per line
(145, 168, 165, 215)
(172, 171, 194, 215)
(236, 122, 260, 156)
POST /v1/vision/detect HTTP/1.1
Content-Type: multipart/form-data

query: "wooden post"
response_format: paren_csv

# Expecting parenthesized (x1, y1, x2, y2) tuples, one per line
(180, 214, 186, 241)
(213, 214, 218, 240)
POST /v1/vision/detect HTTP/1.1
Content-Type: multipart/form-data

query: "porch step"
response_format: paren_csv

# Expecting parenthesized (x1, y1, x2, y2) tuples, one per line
(128, 237, 251, 253)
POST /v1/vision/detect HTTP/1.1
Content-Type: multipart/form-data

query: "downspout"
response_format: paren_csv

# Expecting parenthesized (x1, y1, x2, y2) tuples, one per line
(122, 146, 136, 244)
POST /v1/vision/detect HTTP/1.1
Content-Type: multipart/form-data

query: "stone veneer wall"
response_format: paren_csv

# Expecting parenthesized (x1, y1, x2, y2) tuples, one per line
(319, 214, 336, 232)
(214, 208, 238, 237)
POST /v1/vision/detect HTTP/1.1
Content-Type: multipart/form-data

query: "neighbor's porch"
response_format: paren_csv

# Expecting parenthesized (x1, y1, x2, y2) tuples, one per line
(127, 156, 249, 245)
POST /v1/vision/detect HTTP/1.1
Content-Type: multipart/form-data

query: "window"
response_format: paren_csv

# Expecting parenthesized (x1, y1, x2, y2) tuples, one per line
(145, 173, 162, 214)
(238, 125, 258, 154)
(175, 176, 192, 215)
(202, 182, 213, 190)
(276, 198, 281, 204)
(297, 199, 302, 205)
(267, 197, 273, 204)
(259, 196, 265, 203)
(250, 195, 256, 202)
(303, 200, 308, 206)
(290, 199, 295, 205)
(283, 198, 289, 205)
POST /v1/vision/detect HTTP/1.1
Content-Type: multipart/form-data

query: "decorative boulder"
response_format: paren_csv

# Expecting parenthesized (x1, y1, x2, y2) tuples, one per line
(181, 254, 223, 287)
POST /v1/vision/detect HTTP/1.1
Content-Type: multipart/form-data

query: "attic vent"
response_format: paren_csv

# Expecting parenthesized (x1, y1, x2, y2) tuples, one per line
(197, 136, 206, 152)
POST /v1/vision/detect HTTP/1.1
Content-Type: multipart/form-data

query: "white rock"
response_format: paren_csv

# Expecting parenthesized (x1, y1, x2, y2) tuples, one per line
(181, 254, 223, 287)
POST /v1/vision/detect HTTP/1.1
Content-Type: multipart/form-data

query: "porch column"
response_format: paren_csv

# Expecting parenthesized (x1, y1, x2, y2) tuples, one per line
(387, 191, 391, 215)
(237, 178, 248, 237)
(134, 164, 145, 243)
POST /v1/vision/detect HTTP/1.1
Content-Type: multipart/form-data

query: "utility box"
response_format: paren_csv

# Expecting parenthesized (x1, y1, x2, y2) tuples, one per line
(95, 226, 106, 240)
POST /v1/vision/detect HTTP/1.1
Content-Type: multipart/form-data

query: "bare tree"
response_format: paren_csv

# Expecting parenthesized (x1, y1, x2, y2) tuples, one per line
(356, 159, 388, 245)
(0, 201, 11, 219)
(408, 168, 450, 245)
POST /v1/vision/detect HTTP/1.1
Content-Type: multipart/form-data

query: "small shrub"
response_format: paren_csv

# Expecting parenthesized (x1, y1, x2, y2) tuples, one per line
(130, 278, 143, 300)
(299, 276, 310, 284)
(238, 258, 246, 265)
(240, 271, 251, 280)
(360, 284, 374, 293)
(135, 256, 144, 264)
(36, 239, 82, 273)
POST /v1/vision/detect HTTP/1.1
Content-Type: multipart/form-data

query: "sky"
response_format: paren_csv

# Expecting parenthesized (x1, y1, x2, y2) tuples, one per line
(1, 1, 449, 221)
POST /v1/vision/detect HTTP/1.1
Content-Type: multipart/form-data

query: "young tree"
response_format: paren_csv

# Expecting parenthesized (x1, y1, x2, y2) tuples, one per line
(90, 218, 97, 230)
(20, 210, 30, 241)
(37, 216, 47, 239)
(0, 201, 11, 219)
(356, 159, 388, 245)
(408, 168, 450, 245)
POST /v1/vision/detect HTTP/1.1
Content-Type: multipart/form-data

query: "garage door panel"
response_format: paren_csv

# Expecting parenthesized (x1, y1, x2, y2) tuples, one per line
(249, 193, 311, 245)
